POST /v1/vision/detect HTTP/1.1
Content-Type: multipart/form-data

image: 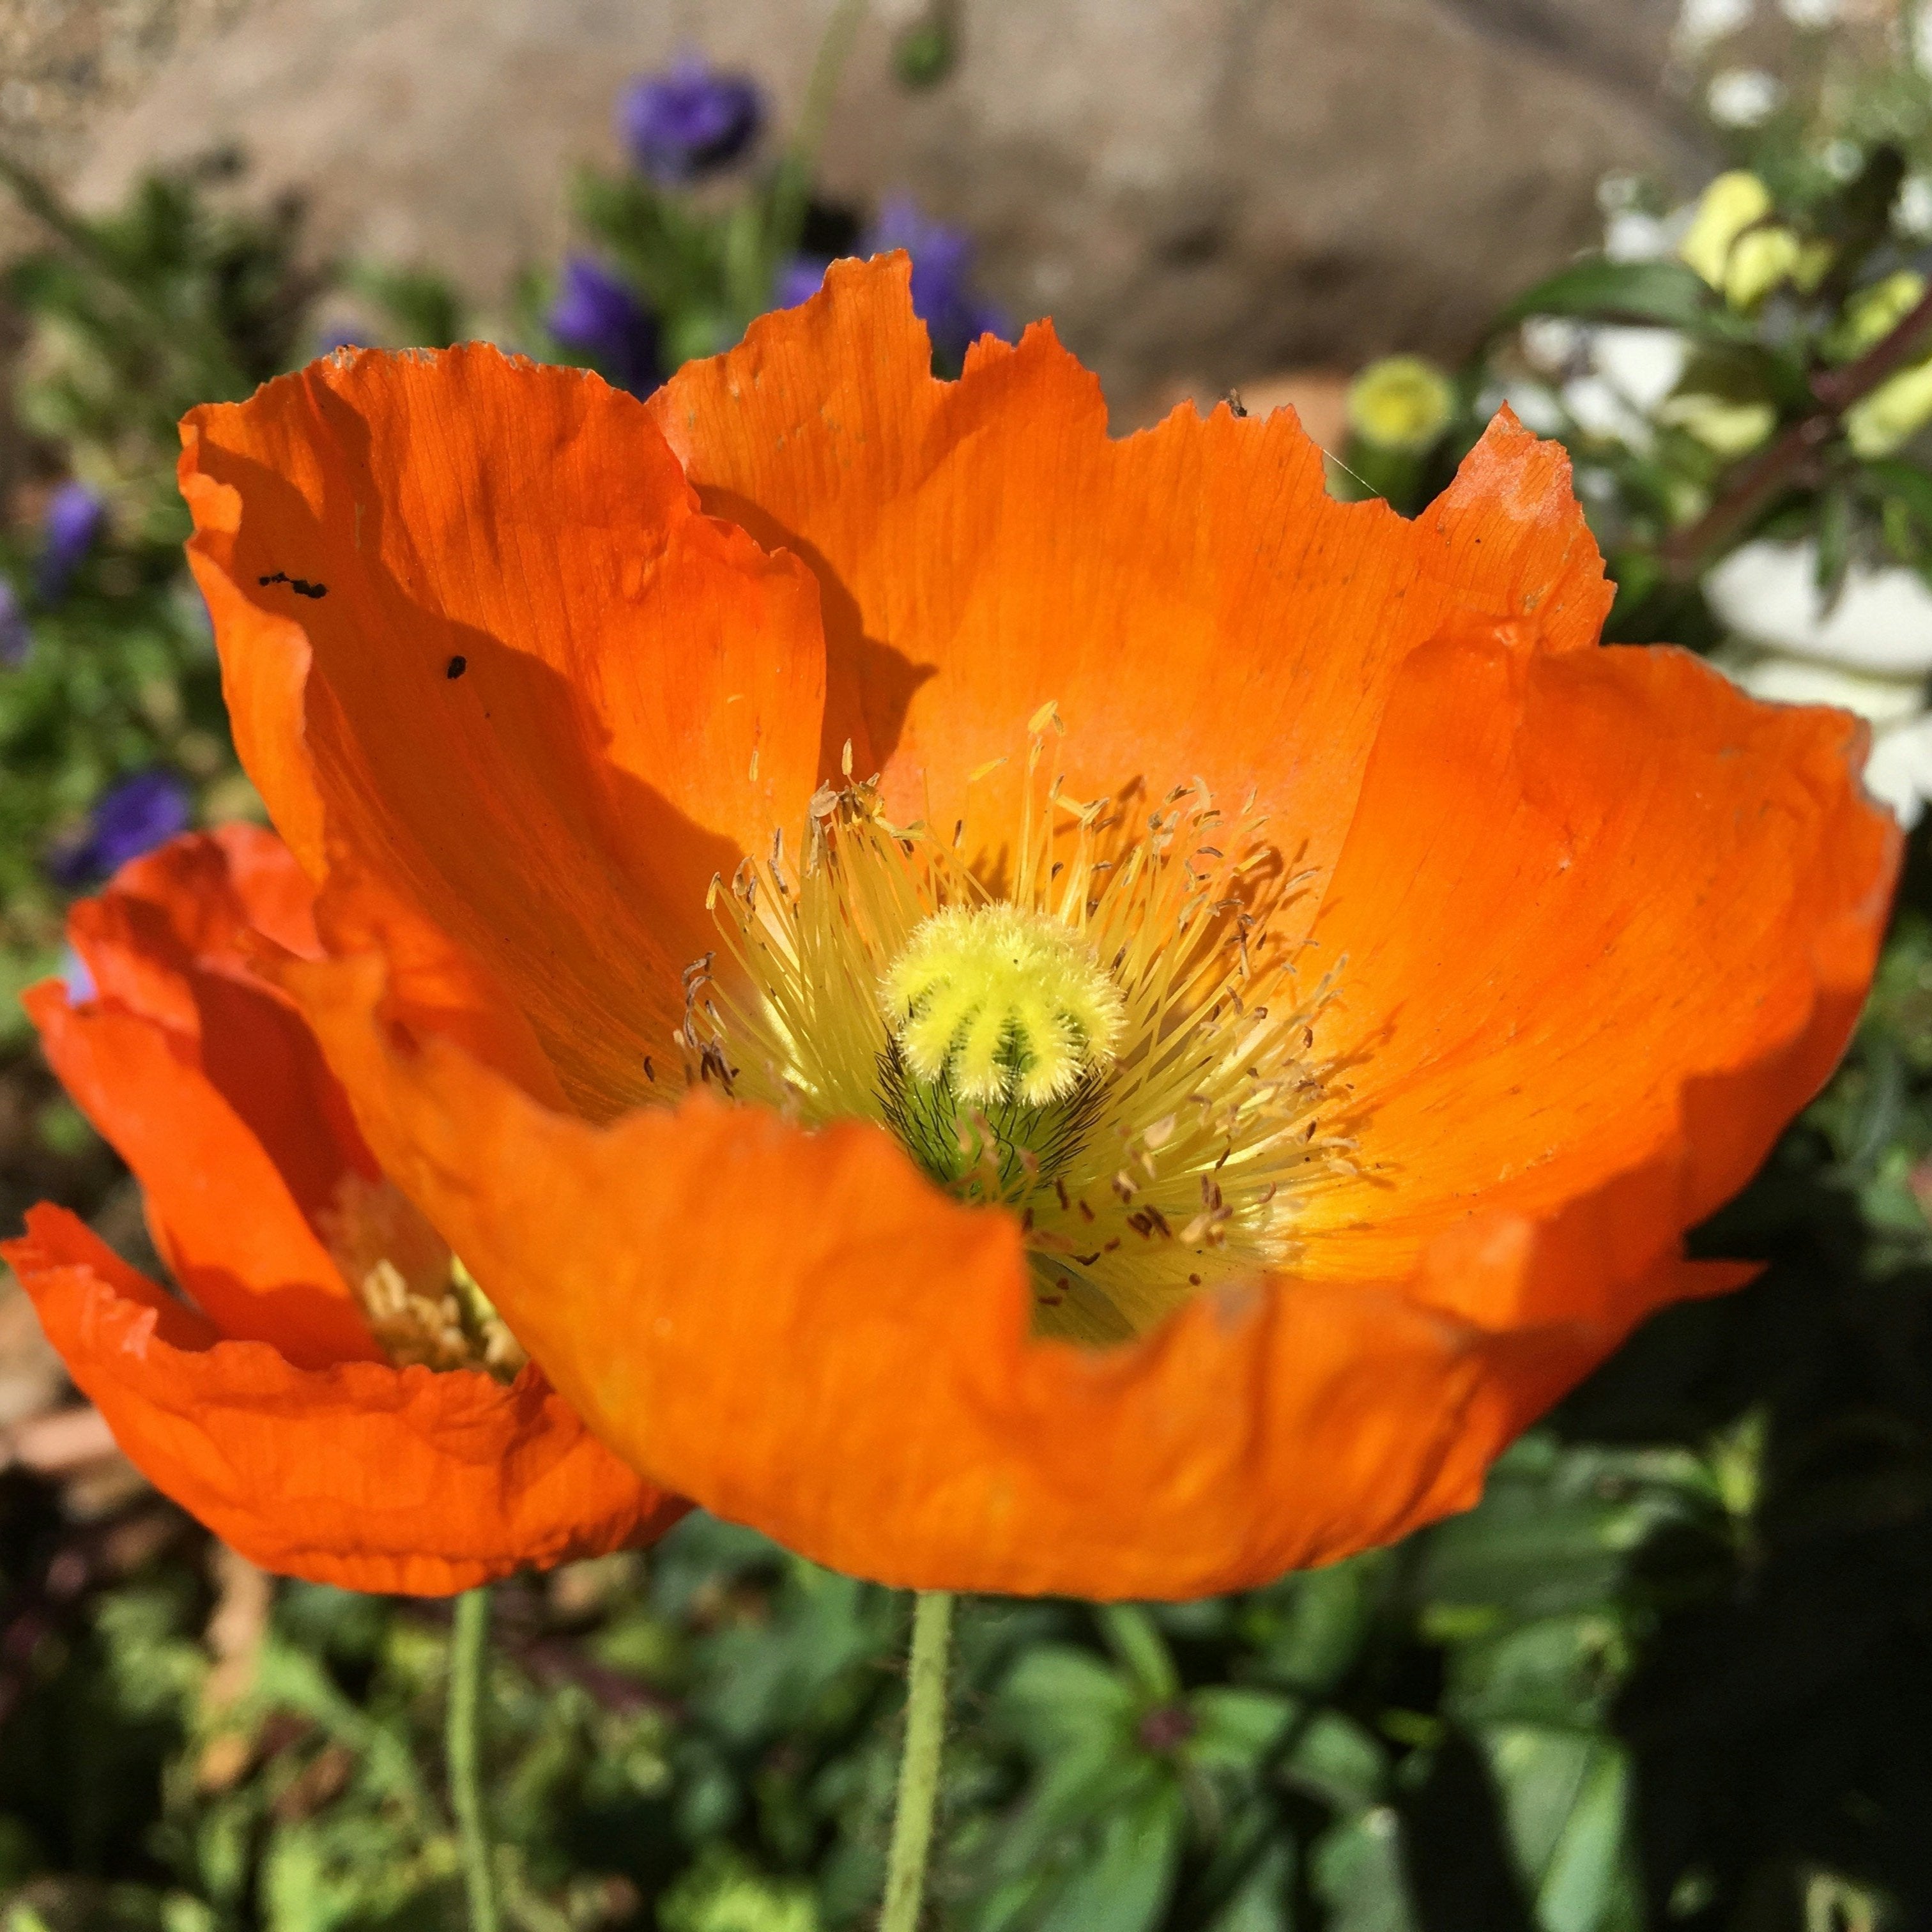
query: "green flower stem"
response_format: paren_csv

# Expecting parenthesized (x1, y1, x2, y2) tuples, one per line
(880, 1590, 955, 1932)
(448, 1586, 501, 1932)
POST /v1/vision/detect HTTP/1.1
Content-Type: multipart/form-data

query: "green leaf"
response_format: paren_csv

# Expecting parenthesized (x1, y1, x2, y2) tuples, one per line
(1443, 1614, 1627, 1733)
(1281, 1712, 1388, 1813)
(1246, 1556, 1385, 1694)
(1034, 1783, 1186, 1932)
(1097, 1606, 1181, 1703)
(1864, 457, 1932, 536)
(999, 1646, 1138, 1759)
(1310, 1809, 1416, 1932)
(1481, 1727, 1632, 1932)
(1203, 1837, 1298, 1932)
(1494, 259, 1747, 341)
(1188, 1688, 1300, 1773)
(1413, 1438, 1713, 1621)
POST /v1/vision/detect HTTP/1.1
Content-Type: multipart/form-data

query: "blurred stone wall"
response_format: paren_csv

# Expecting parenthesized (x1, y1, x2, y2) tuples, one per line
(2, 0, 1696, 403)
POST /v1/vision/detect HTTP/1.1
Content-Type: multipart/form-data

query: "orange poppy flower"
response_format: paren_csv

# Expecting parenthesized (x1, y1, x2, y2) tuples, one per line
(171, 257, 1897, 1600)
(4, 825, 686, 1593)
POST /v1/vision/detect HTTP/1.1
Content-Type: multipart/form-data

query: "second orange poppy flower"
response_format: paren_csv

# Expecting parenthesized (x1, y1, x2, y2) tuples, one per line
(6, 826, 686, 1593)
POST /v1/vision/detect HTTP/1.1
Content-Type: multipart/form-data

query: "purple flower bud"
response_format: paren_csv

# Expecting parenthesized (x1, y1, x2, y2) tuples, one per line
(0, 578, 29, 667)
(775, 256, 832, 309)
(547, 256, 662, 395)
(36, 481, 107, 604)
(49, 770, 192, 887)
(863, 196, 1010, 367)
(618, 55, 764, 183)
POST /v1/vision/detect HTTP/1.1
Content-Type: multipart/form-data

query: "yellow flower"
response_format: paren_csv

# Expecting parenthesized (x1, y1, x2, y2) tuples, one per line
(1825, 271, 1927, 365)
(1346, 355, 1455, 454)
(1846, 358, 1932, 457)
(1680, 171, 1829, 309)
(1658, 390, 1779, 457)
(1682, 172, 1772, 282)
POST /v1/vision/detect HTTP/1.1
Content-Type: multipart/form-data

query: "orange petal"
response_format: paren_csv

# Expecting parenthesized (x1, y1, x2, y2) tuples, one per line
(650, 257, 1609, 886)
(180, 346, 829, 1116)
(1299, 638, 1900, 1322)
(4, 1206, 687, 1594)
(268, 892, 1752, 1598)
(33, 831, 378, 1368)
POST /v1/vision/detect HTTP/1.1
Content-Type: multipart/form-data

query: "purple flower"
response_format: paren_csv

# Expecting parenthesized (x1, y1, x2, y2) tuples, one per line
(862, 197, 1009, 367)
(49, 770, 192, 887)
(618, 55, 764, 183)
(36, 482, 106, 603)
(0, 578, 29, 667)
(775, 256, 832, 309)
(547, 256, 661, 395)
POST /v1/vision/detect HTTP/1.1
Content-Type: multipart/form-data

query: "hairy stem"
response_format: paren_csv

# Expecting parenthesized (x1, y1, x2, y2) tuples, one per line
(448, 1586, 501, 1932)
(879, 1590, 955, 1932)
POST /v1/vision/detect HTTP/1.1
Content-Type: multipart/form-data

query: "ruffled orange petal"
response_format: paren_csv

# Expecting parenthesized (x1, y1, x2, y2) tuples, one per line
(180, 346, 829, 1116)
(161, 265, 1896, 1598)
(1299, 638, 1900, 1321)
(3, 1206, 687, 1593)
(265, 873, 1750, 1597)
(31, 830, 378, 1369)
(650, 257, 1609, 885)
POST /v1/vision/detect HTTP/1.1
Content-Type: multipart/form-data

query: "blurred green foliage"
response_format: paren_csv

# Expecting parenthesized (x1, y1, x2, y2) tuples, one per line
(4, 13, 1932, 1932)
(0, 155, 318, 1005)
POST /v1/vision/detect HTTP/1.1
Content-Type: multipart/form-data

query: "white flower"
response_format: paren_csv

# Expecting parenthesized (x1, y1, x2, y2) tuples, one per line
(1899, 176, 1932, 240)
(1779, 0, 1841, 26)
(1862, 715, 1932, 827)
(1676, 0, 1754, 52)
(1597, 172, 1642, 216)
(1556, 328, 1690, 448)
(1520, 318, 1583, 373)
(1720, 648, 1928, 725)
(1498, 381, 1565, 436)
(1605, 210, 1673, 261)
(1710, 539, 1932, 827)
(1706, 540, 1932, 675)
(1821, 139, 1864, 183)
(1708, 68, 1784, 127)
(1591, 328, 1690, 412)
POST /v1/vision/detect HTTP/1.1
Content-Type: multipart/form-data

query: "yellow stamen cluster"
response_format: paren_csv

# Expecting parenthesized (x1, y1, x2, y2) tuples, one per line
(682, 711, 1355, 1346)
(318, 1172, 527, 1380)
(882, 903, 1125, 1107)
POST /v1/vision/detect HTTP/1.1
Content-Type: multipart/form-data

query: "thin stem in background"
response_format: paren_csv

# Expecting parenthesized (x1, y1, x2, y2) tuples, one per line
(1662, 282, 1932, 577)
(879, 1589, 956, 1932)
(768, 0, 870, 263)
(448, 1585, 501, 1932)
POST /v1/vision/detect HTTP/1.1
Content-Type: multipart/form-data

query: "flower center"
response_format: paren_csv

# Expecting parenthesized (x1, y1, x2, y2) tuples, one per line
(319, 1172, 527, 1379)
(682, 710, 1354, 1345)
(884, 903, 1126, 1108)
(878, 903, 1124, 1196)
